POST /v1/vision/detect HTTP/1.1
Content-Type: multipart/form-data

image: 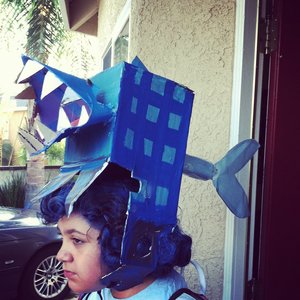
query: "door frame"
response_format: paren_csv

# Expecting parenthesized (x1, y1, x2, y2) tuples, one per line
(223, 0, 260, 299)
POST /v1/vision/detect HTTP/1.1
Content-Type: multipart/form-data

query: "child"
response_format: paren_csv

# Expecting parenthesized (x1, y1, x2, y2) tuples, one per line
(39, 168, 203, 300)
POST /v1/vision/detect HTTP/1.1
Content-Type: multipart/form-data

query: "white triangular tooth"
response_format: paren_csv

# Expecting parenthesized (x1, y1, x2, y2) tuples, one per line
(17, 60, 44, 83)
(41, 71, 63, 99)
(62, 87, 81, 105)
(78, 105, 89, 126)
(56, 107, 71, 131)
(35, 117, 57, 143)
(18, 128, 45, 155)
(18, 134, 36, 155)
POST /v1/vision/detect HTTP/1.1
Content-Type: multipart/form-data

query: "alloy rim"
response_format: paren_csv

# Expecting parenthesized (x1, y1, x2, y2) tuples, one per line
(33, 255, 68, 298)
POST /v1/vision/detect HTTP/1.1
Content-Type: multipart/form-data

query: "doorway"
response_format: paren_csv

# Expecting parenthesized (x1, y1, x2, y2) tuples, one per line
(248, 0, 300, 298)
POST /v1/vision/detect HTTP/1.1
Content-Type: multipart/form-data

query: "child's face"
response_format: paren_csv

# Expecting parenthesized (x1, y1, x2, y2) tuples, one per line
(57, 213, 108, 293)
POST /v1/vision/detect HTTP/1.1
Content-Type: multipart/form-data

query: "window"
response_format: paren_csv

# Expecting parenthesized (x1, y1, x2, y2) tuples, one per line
(113, 20, 129, 65)
(103, 45, 112, 70)
(102, 0, 130, 70)
(16, 99, 28, 108)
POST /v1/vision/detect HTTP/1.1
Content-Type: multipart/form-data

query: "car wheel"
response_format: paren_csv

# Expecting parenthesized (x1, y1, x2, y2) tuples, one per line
(19, 244, 70, 300)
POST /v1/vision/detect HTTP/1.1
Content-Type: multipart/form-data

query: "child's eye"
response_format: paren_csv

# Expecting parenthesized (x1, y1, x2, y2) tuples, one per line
(72, 238, 84, 245)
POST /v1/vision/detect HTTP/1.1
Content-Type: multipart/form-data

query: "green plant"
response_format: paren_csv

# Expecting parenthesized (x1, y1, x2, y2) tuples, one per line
(0, 0, 66, 63)
(16, 146, 27, 166)
(2, 139, 13, 166)
(0, 172, 26, 208)
(45, 140, 65, 165)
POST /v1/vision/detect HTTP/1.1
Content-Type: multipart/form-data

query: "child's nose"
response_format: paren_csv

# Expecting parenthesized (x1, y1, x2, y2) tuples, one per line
(56, 243, 73, 262)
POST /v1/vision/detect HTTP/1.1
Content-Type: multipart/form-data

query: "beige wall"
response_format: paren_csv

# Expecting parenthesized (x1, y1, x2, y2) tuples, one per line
(0, 99, 26, 160)
(8, 110, 26, 149)
(97, 0, 128, 54)
(97, 1, 236, 298)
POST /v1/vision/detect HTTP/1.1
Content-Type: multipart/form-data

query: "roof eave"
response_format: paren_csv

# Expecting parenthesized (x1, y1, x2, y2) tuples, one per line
(59, 0, 98, 36)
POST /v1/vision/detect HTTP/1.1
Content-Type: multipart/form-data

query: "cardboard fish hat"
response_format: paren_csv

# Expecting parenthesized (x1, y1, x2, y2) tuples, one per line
(16, 55, 259, 290)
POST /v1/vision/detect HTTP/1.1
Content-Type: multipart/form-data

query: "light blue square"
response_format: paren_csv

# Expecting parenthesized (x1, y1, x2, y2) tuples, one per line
(146, 105, 160, 123)
(135, 69, 144, 85)
(168, 113, 182, 130)
(131, 192, 145, 203)
(131, 97, 138, 114)
(124, 128, 134, 150)
(162, 145, 176, 165)
(173, 85, 186, 103)
(155, 186, 169, 206)
(151, 75, 167, 96)
(144, 138, 153, 157)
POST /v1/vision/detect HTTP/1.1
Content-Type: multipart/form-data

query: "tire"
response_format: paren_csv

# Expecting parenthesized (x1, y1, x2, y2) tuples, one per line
(19, 244, 70, 300)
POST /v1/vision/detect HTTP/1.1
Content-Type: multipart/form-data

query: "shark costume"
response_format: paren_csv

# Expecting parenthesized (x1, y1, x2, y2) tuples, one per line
(16, 55, 259, 297)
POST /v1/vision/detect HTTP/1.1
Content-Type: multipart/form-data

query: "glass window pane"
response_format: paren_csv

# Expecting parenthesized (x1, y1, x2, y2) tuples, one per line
(103, 46, 112, 70)
(113, 20, 129, 65)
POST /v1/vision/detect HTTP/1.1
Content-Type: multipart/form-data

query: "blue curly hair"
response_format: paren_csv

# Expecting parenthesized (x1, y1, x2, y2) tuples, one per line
(40, 164, 192, 277)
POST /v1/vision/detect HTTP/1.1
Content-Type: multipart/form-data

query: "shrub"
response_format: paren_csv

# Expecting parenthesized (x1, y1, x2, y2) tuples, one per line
(45, 140, 65, 165)
(15, 146, 27, 166)
(0, 173, 26, 208)
(2, 139, 13, 166)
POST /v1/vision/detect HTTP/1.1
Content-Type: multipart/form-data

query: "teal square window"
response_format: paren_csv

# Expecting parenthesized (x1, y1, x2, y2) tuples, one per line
(168, 113, 182, 130)
(144, 138, 153, 157)
(146, 105, 160, 123)
(131, 97, 138, 113)
(173, 85, 186, 103)
(155, 186, 169, 206)
(162, 145, 176, 165)
(135, 69, 144, 85)
(124, 128, 134, 150)
(151, 75, 167, 96)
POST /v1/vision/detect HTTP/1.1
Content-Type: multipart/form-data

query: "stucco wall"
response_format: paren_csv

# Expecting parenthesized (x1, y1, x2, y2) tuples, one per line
(97, 0, 128, 56)
(0, 100, 26, 152)
(97, 1, 236, 299)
